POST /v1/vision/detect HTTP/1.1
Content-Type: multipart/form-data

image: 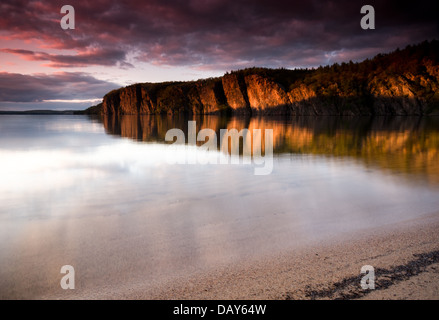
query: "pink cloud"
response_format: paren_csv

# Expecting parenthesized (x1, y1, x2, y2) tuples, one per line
(0, 0, 436, 71)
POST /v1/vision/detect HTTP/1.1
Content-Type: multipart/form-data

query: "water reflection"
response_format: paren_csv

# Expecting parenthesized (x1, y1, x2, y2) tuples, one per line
(1, 114, 439, 299)
(98, 114, 439, 184)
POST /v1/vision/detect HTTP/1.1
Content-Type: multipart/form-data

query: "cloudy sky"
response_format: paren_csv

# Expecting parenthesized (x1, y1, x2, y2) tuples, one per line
(0, 0, 437, 110)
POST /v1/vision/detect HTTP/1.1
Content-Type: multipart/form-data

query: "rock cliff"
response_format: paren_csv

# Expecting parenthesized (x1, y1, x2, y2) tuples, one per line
(90, 40, 439, 116)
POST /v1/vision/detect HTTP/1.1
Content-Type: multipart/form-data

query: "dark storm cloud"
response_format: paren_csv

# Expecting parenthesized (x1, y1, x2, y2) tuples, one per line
(0, 48, 132, 68)
(0, 72, 119, 102)
(1, 0, 437, 70)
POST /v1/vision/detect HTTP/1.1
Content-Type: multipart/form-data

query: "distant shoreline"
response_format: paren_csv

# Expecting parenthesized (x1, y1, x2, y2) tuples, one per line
(0, 110, 79, 115)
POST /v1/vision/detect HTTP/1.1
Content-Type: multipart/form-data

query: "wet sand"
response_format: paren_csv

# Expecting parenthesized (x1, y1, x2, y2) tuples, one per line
(124, 213, 439, 300)
(27, 212, 438, 300)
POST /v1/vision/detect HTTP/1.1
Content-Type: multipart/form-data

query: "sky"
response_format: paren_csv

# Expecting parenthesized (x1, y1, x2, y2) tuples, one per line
(0, 0, 437, 111)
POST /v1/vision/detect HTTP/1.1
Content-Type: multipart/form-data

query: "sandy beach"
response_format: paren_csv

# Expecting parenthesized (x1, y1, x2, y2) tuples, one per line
(127, 213, 439, 300)
(19, 212, 435, 300)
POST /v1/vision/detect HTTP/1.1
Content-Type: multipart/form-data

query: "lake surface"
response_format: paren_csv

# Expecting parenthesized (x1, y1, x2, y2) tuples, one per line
(1, 114, 439, 298)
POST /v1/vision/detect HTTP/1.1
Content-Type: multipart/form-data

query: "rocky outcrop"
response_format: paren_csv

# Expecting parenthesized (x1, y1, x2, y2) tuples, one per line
(288, 85, 322, 115)
(244, 74, 290, 115)
(93, 40, 439, 116)
(368, 76, 418, 115)
(101, 80, 229, 115)
(288, 84, 373, 116)
(222, 73, 250, 113)
(196, 80, 227, 114)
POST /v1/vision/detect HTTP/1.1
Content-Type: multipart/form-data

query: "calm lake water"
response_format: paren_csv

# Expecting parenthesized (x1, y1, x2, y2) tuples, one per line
(1, 114, 439, 298)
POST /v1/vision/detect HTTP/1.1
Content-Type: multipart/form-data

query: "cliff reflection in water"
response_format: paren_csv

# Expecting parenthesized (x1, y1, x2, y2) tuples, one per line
(98, 115, 439, 184)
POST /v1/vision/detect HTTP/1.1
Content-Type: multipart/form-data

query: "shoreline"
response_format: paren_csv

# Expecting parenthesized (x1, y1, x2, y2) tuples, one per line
(4, 210, 439, 300)
(120, 213, 439, 300)
(32, 212, 439, 300)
